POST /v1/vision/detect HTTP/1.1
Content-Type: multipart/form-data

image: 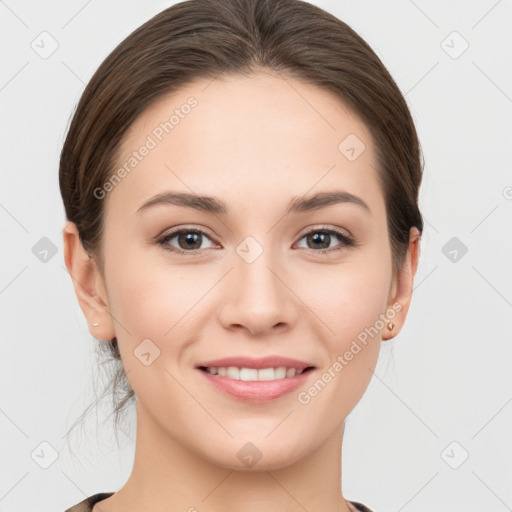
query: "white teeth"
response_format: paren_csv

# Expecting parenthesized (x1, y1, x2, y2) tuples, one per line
(286, 368, 296, 378)
(204, 366, 306, 381)
(257, 368, 276, 381)
(226, 366, 239, 379)
(274, 366, 286, 379)
(240, 368, 258, 381)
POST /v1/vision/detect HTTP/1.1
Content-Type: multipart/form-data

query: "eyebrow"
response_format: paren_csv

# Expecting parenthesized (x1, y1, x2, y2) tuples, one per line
(136, 190, 371, 216)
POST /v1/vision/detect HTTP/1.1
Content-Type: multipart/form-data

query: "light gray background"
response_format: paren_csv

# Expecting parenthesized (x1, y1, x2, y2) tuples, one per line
(1, 1, 511, 511)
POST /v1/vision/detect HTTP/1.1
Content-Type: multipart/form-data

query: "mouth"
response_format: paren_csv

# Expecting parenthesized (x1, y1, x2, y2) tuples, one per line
(194, 356, 316, 403)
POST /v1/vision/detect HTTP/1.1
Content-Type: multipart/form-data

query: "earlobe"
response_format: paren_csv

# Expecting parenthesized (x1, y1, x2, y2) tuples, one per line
(62, 221, 116, 341)
(382, 227, 421, 341)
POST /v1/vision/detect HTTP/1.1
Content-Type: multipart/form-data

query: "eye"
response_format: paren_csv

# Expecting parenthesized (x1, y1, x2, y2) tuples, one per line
(157, 228, 217, 255)
(295, 226, 354, 253)
(157, 225, 355, 256)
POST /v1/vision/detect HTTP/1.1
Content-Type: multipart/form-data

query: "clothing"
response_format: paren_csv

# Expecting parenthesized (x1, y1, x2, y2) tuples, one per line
(65, 492, 375, 512)
(347, 501, 375, 512)
(65, 493, 113, 512)
(65, 492, 114, 512)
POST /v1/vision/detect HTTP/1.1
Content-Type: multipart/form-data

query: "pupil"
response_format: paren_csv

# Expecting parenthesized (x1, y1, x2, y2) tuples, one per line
(310, 232, 329, 249)
(180, 231, 201, 250)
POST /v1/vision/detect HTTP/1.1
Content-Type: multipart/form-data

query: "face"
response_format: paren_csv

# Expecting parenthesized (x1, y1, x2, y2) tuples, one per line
(73, 71, 414, 470)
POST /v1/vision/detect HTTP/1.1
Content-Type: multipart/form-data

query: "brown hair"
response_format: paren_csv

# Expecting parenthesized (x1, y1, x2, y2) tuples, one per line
(59, 0, 424, 436)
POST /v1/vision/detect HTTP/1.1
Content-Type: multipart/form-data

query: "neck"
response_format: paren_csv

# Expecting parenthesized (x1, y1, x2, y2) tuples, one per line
(103, 401, 352, 512)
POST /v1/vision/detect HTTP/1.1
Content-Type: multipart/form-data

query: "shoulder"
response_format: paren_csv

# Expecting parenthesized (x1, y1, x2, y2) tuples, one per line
(65, 492, 114, 512)
(347, 499, 376, 512)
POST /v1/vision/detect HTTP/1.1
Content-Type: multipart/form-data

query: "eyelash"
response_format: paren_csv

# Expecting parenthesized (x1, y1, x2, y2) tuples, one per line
(156, 225, 355, 256)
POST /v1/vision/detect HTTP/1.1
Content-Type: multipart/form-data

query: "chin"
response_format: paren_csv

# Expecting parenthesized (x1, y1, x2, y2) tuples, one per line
(195, 434, 312, 472)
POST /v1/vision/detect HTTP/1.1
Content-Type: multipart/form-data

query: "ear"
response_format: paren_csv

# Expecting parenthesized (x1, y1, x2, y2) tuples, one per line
(62, 221, 116, 341)
(382, 227, 421, 341)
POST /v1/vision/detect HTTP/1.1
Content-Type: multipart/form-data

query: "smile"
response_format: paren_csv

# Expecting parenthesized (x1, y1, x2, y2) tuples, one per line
(199, 366, 311, 381)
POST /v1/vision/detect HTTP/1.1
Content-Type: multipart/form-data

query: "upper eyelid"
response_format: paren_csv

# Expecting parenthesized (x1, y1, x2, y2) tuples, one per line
(296, 225, 351, 239)
(158, 225, 351, 249)
(159, 226, 218, 243)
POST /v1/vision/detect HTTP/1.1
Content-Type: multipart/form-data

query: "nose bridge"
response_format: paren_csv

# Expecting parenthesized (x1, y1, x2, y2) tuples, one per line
(235, 233, 283, 301)
(219, 233, 295, 334)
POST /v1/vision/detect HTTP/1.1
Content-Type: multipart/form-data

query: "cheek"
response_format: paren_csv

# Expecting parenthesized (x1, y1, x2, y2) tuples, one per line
(302, 258, 390, 402)
(309, 259, 391, 343)
(104, 238, 196, 328)
(104, 251, 216, 370)
(103, 261, 196, 407)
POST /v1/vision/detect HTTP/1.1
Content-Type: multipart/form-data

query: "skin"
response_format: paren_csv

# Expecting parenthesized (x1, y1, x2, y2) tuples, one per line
(63, 70, 420, 512)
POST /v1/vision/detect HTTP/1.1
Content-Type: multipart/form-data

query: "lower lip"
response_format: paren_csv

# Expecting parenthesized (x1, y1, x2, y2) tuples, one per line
(196, 368, 314, 403)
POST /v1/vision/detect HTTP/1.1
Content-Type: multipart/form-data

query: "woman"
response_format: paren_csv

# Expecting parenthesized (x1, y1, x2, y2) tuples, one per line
(60, 0, 423, 510)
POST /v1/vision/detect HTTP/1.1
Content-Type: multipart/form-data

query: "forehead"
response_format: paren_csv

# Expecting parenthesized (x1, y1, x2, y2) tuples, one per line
(106, 71, 384, 219)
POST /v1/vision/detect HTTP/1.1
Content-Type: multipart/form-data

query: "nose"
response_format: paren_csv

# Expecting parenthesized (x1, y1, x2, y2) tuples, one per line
(218, 244, 298, 337)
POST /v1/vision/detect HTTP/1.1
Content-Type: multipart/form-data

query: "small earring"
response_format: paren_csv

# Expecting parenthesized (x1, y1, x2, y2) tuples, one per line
(93, 322, 99, 327)
(387, 322, 395, 331)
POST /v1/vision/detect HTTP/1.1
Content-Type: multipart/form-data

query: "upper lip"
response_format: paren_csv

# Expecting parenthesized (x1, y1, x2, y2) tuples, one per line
(196, 356, 315, 371)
